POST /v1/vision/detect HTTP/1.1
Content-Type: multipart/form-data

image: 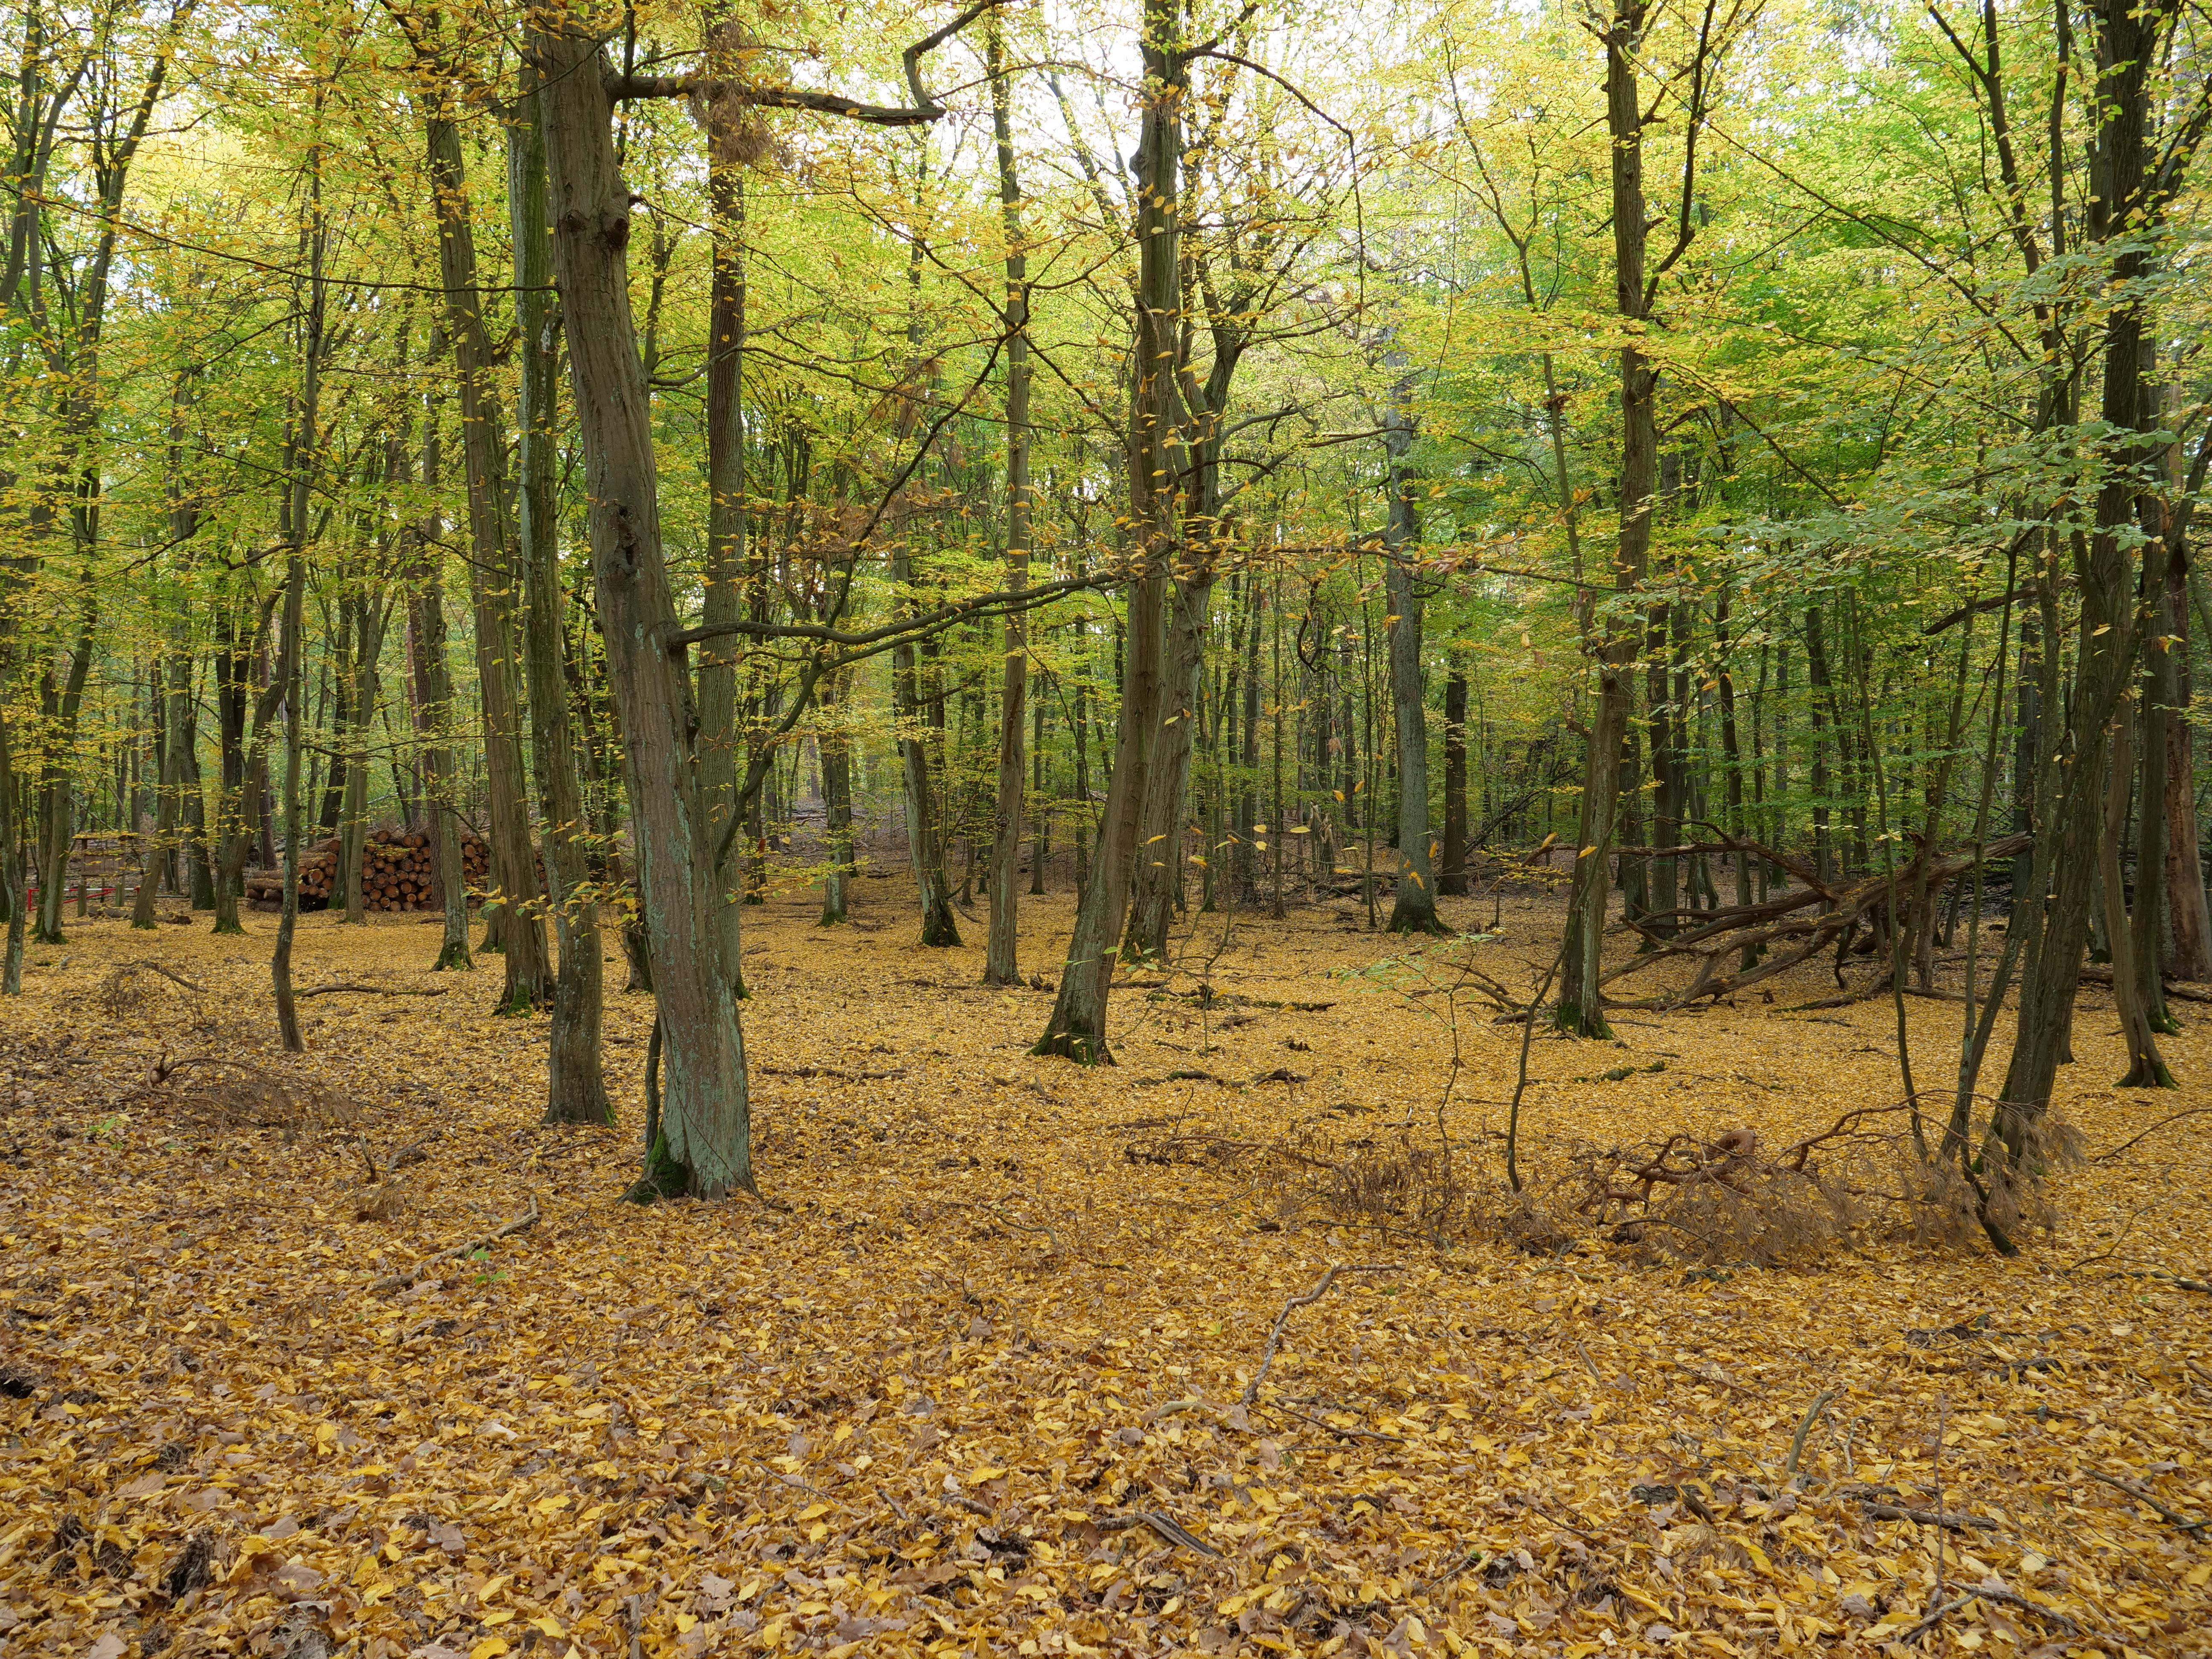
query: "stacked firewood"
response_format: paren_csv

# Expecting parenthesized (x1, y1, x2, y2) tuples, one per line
(244, 828, 529, 913)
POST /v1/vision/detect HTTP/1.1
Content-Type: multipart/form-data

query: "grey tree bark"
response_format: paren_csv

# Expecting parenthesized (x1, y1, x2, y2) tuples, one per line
(425, 111, 549, 1014)
(512, 67, 612, 1125)
(984, 18, 1030, 987)
(536, 20, 754, 1196)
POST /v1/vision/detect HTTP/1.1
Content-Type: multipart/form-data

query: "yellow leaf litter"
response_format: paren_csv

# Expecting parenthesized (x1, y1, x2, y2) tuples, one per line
(0, 887, 2205, 1659)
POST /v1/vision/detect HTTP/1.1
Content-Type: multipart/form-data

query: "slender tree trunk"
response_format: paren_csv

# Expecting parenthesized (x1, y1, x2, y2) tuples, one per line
(1999, 0, 2179, 1137)
(984, 19, 1029, 986)
(512, 71, 611, 1124)
(696, 3, 750, 987)
(2162, 539, 2211, 976)
(1439, 668, 1468, 895)
(1035, 0, 1179, 1060)
(411, 383, 472, 973)
(1557, 0, 1659, 1036)
(1383, 371, 1442, 934)
(426, 111, 548, 1013)
(2101, 702, 2174, 1085)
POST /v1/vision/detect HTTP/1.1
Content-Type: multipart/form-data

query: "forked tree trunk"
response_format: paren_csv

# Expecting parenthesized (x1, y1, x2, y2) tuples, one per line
(1035, 0, 1180, 1061)
(1998, 0, 2180, 1142)
(536, 20, 753, 1196)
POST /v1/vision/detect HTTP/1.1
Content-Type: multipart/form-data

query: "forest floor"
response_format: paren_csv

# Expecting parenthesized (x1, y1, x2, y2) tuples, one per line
(1, 874, 2208, 1659)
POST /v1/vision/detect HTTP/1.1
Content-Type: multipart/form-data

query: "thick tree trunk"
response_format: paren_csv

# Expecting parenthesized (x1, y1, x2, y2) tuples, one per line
(538, 21, 753, 1196)
(512, 73, 611, 1125)
(1123, 570, 1211, 959)
(2100, 704, 2174, 1086)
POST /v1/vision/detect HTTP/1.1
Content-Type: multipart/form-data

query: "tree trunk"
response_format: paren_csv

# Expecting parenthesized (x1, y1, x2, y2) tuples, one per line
(1557, 0, 1659, 1036)
(2162, 541, 2211, 976)
(425, 112, 549, 1014)
(984, 19, 1029, 987)
(1035, 0, 1179, 1060)
(1439, 668, 1468, 895)
(1383, 375, 1442, 935)
(512, 70, 611, 1124)
(537, 20, 753, 1196)
(1999, 0, 2178, 1138)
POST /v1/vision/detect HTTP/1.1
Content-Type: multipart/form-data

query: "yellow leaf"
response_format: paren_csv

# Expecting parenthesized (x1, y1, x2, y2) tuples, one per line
(530, 1618, 565, 1639)
(970, 1467, 1008, 1482)
(798, 1503, 831, 1520)
(468, 1642, 509, 1659)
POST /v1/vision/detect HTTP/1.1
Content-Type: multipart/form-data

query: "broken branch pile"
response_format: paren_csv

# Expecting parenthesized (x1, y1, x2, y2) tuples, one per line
(1604, 830, 2031, 1008)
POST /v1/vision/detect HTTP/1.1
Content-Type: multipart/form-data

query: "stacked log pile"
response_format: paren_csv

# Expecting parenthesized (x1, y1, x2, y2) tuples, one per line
(244, 828, 533, 913)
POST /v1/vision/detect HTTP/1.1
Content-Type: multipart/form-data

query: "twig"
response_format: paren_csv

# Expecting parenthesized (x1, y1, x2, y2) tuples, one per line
(1243, 1263, 1400, 1407)
(1896, 1583, 2082, 1643)
(1786, 1389, 1835, 1481)
(2092, 1106, 2212, 1162)
(876, 1485, 911, 1523)
(1860, 1501, 2000, 1533)
(1099, 1509, 1221, 1557)
(758, 1063, 907, 1081)
(1411, 1545, 1487, 1598)
(122, 960, 207, 993)
(295, 982, 448, 998)
(752, 1456, 827, 1496)
(1894, 1592, 1972, 1644)
(366, 1197, 540, 1294)
(1929, 1392, 1951, 1619)
(2085, 1469, 2209, 1532)
(1259, 1401, 1406, 1442)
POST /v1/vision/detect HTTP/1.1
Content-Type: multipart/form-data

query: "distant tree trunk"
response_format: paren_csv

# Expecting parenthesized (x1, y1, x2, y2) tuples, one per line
(1439, 668, 1468, 895)
(820, 674, 854, 925)
(2163, 537, 2211, 977)
(1029, 684, 1048, 895)
(410, 384, 472, 974)
(1383, 373, 1442, 935)
(984, 19, 1029, 987)
(1805, 605, 1834, 882)
(512, 70, 611, 1124)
